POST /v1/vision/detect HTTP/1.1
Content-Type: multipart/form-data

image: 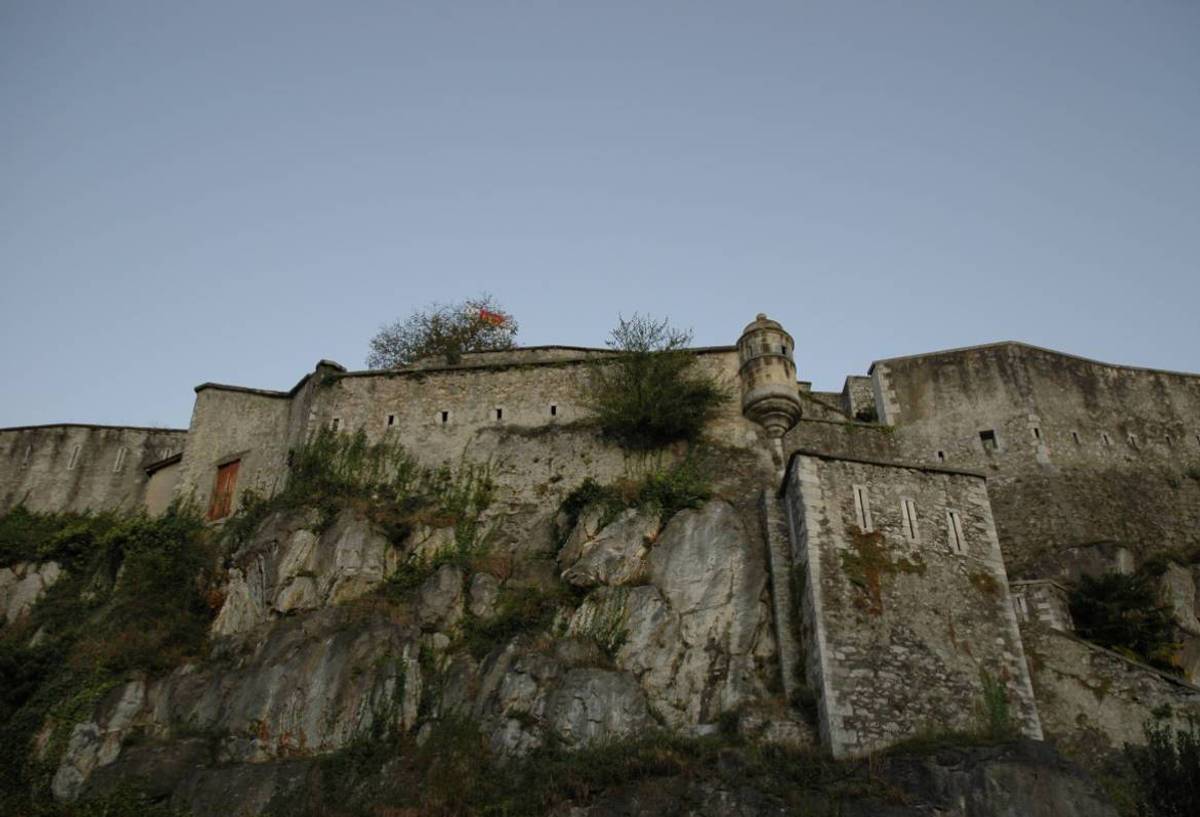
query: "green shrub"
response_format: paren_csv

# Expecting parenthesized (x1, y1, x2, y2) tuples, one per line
(1070, 571, 1180, 672)
(0, 506, 122, 566)
(460, 585, 568, 659)
(294, 724, 873, 817)
(978, 671, 1016, 740)
(224, 428, 494, 554)
(1124, 716, 1200, 816)
(557, 460, 711, 547)
(581, 314, 728, 450)
(0, 508, 215, 812)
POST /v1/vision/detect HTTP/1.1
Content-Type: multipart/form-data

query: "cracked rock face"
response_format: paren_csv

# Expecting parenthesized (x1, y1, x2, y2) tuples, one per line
(545, 668, 651, 748)
(0, 560, 63, 625)
(417, 564, 465, 630)
(212, 509, 399, 637)
(52, 607, 423, 800)
(616, 501, 772, 726)
(558, 507, 660, 588)
(46, 496, 781, 809)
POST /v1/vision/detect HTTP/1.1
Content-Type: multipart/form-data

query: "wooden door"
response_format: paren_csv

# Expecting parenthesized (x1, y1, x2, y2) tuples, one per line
(208, 460, 240, 520)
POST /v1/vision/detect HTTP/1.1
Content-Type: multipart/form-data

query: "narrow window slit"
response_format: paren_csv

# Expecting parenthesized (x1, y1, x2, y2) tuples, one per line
(550, 404, 558, 417)
(852, 485, 873, 532)
(440, 411, 449, 424)
(387, 414, 395, 427)
(947, 510, 966, 555)
(901, 498, 919, 542)
(495, 408, 503, 421)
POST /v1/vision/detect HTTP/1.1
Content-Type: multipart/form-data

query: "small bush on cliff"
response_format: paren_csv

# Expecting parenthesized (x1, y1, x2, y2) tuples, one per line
(225, 428, 494, 550)
(0, 506, 123, 566)
(1123, 716, 1200, 817)
(557, 459, 711, 547)
(1070, 571, 1180, 672)
(582, 314, 728, 450)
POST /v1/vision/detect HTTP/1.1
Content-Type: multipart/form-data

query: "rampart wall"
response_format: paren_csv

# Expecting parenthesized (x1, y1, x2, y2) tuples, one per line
(871, 343, 1200, 575)
(0, 424, 187, 514)
(1022, 622, 1200, 758)
(782, 452, 1041, 758)
(174, 349, 759, 517)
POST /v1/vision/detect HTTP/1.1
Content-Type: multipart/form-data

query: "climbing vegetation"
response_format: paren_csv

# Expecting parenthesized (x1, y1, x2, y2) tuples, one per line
(557, 458, 711, 547)
(0, 508, 216, 813)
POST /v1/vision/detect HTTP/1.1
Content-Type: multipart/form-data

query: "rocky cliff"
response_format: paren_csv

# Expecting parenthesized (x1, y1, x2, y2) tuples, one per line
(0, 429, 1145, 815)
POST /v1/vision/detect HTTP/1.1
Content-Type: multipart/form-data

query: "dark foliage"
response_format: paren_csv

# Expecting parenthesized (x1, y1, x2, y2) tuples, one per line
(1124, 717, 1200, 816)
(582, 314, 728, 450)
(0, 509, 215, 813)
(1070, 571, 1180, 672)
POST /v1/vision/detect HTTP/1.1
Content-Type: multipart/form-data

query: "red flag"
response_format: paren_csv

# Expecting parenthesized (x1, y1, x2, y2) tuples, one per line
(479, 308, 506, 326)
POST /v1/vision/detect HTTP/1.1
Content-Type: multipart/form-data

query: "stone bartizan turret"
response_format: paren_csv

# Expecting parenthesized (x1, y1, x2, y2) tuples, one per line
(737, 313, 802, 437)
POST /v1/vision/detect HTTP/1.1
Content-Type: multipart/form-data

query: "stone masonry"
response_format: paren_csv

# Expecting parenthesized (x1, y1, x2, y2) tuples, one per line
(5, 315, 1200, 758)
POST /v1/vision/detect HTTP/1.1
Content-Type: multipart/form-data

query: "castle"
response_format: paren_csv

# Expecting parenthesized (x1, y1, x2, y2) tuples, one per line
(4, 314, 1200, 760)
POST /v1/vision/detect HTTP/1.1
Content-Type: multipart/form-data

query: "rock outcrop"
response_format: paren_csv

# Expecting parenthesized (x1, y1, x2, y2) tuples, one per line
(0, 560, 62, 624)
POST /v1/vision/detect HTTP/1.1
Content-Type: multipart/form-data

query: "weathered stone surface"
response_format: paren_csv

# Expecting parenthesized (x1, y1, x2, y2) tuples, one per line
(407, 524, 457, 563)
(468, 572, 500, 618)
(86, 738, 211, 801)
(212, 509, 398, 637)
(52, 608, 422, 799)
(1159, 562, 1200, 636)
(545, 668, 650, 748)
(559, 507, 659, 588)
(52, 680, 148, 801)
(612, 501, 771, 727)
(172, 758, 314, 817)
(0, 560, 63, 624)
(417, 564, 465, 630)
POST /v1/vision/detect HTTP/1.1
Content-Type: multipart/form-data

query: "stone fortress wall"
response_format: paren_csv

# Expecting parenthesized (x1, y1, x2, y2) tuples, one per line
(782, 451, 1042, 758)
(0, 424, 187, 515)
(6, 315, 1200, 760)
(174, 347, 750, 517)
(870, 343, 1200, 576)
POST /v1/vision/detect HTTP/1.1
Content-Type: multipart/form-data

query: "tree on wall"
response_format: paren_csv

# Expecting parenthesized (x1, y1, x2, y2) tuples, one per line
(1069, 571, 1180, 672)
(581, 313, 728, 450)
(366, 294, 519, 369)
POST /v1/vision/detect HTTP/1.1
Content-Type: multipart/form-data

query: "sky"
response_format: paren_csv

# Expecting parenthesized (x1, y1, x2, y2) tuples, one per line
(1, 1, 1198, 429)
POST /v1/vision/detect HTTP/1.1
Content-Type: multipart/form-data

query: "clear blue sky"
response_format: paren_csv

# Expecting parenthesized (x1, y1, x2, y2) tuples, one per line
(2, 1, 1197, 428)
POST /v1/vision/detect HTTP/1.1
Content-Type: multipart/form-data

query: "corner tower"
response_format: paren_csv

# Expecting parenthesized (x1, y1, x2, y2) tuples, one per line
(737, 313, 802, 437)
